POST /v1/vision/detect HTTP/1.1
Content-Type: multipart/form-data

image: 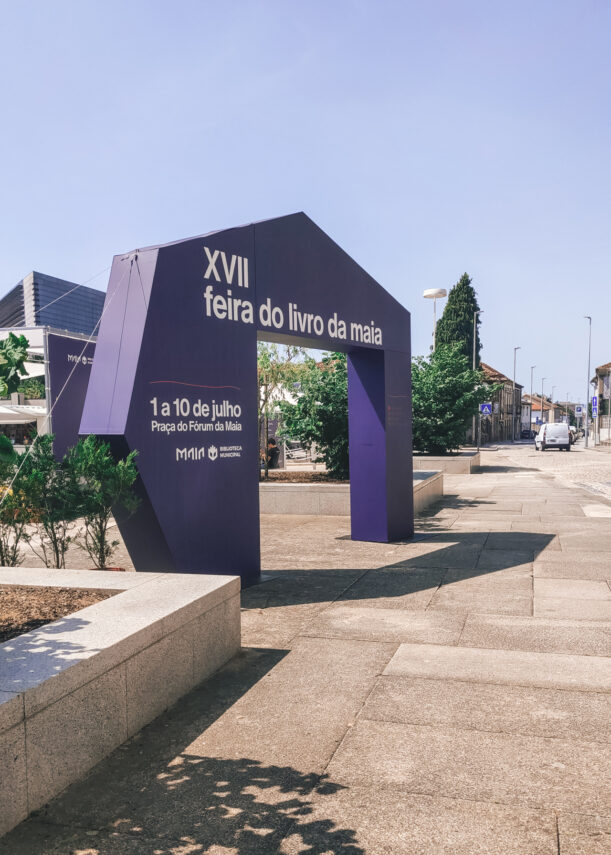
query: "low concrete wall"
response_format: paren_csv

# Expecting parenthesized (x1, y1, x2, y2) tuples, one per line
(413, 470, 444, 513)
(259, 471, 443, 516)
(413, 450, 480, 474)
(0, 568, 240, 837)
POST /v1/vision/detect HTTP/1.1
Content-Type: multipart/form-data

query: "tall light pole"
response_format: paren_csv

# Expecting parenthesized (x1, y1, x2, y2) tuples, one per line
(423, 289, 447, 351)
(585, 316, 592, 448)
(541, 377, 546, 426)
(512, 346, 521, 442)
(530, 365, 536, 432)
(472, 309, 483, 445)
(566, 391, 569, 425)
(550, 385, 556, 423)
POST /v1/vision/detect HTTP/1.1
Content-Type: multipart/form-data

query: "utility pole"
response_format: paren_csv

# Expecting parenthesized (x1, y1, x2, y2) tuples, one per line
(541, 377, 546, 427)
(512, 346, 521, 442)
(585, 316, 592, 448)
(530, 365, 536, 433)
(472, 310, 482, 445)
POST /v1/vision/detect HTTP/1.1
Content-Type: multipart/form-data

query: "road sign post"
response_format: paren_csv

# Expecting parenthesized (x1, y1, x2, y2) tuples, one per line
(478, 402, 492, 450)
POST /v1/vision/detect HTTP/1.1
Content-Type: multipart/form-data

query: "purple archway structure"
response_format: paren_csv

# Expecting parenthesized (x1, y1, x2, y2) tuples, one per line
(81, 213, 413, 585)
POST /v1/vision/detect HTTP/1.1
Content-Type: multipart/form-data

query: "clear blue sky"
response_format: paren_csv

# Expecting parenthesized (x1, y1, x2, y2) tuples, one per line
(1, 0, 609, 402)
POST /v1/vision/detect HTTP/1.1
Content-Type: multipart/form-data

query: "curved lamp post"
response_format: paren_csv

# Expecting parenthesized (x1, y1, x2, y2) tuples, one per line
(423, 288, 447, 351)
(585, 316, 592, 448)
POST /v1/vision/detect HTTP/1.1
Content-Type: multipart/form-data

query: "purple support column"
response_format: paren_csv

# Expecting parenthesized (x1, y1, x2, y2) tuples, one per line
(348, 349, 414, 542)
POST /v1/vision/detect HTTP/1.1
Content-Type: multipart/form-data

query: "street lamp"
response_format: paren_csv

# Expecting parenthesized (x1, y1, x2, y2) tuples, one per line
(540, 377, 546, 426)
(550, 385, 556, 423)
(585, 316, 592, 448)
(423, 289, 447, 351)
(512, 346, 521, 442)
(530, 365, 536, 433)
(472, 309, 483, 444)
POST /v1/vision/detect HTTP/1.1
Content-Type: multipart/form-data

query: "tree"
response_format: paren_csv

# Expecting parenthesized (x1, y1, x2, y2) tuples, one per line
(435, 273, 482, 366)
(412, 343, 493, 454)
(68, 436, 140, 569)
(257, 343, 305, 478)
(20, 435, 80, 568)
(0, 332, 30, 397)
(279, 353, 349, 479)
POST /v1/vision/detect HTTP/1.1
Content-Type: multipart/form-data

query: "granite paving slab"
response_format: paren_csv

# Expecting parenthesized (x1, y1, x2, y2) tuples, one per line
(534, 554, 611, 581)
(427, 588, 532, 615)
(361, 675, 611, 742)
(280, 788, 557, 855)
(384, 643, 611, 691)
(534, 597, 611, 621)
(534, 579, 611, 600)
(459, 614, 611, 656)
(182, 636, 397, 773)
(326, 719, 611, 813)
(559, 534, 611, 552)
(335, 567, 443, 610)
(557, 812, 611, 854)
(303, 604, 465, 644)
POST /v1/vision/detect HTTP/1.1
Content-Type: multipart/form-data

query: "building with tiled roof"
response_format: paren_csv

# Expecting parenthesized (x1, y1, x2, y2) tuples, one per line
(479, 362, 523, 442)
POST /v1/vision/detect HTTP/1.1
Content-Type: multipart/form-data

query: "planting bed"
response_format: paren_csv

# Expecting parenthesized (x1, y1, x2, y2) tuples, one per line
(0, 585, 115, 643)
(0, 568, 241, 836)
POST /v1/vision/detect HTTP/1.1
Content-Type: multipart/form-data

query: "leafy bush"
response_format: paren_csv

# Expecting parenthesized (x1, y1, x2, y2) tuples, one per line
(279, 353, 349, 479)
(68, 436, 140, 569)
(412, 343, 492, 454)
(0, 454, 31, 567)
(20, 435, 80, 568)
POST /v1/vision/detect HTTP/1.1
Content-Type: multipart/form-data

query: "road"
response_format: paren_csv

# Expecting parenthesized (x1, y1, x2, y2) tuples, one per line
(489, 439, 611, 502)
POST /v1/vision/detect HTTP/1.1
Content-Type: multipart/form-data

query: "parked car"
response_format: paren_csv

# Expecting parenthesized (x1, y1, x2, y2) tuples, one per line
(521, 429, 536, 439)
(568, 426, 577, 444)
(535, 423, 571, 451)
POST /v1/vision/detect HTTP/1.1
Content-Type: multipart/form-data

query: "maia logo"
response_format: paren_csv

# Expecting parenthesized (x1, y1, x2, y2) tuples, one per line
(176, 447, 206, 461)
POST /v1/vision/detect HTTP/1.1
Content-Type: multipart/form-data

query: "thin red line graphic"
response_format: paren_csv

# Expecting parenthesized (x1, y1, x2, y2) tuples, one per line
(149, 380, 241, 391)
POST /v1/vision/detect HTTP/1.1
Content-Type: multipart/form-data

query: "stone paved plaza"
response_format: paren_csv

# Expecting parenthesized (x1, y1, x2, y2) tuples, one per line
(1, 445, 610, 853)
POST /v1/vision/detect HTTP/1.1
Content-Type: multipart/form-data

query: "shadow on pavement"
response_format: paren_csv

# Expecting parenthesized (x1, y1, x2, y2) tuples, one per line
(245, 530, 554, 608)
(0, 648, 363, 855)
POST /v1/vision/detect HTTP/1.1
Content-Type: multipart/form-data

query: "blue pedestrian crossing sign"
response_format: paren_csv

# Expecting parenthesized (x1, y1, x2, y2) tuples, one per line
(592, 396, 598, 416)
(479, 402, 492, 415)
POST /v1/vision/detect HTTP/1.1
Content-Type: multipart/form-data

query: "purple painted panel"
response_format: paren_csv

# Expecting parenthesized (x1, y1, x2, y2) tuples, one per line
(81, 213, 413, 584)
(254, 215, 410, 353)
(80, 248, 158, 435)
(47, 332, 95, 459)
(348, 351, 388, 541)
(384, 350, 414, 540)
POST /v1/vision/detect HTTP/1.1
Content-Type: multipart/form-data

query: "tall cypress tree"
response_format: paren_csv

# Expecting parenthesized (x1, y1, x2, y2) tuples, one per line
(435, 273, 482, 367)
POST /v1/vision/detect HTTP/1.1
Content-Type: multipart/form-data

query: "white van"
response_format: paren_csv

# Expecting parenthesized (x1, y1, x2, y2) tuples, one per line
(535, 423, 571, 452)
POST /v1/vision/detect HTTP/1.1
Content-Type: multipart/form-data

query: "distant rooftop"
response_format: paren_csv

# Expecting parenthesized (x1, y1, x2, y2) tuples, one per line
(0, 271, 105, 336)
(481, 362, 523, 387)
